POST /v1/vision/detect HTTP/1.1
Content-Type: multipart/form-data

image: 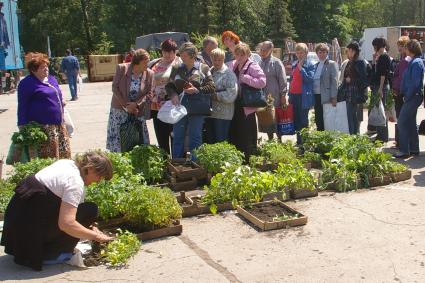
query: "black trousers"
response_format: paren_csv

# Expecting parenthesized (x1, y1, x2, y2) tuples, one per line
(229, 102, 257, 163)
(394, 93, 404, 146)
(1, 176, 98, 270)
(151, 110, 173, 155)
(314, 93, 324, 131)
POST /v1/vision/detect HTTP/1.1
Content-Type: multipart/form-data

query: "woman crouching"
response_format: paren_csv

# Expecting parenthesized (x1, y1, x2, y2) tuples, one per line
(1, 151, 114, 271)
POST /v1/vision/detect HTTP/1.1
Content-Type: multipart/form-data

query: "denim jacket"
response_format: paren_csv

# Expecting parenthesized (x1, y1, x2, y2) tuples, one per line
(289, 60, 315, 109)
(401, 56, 424, 100)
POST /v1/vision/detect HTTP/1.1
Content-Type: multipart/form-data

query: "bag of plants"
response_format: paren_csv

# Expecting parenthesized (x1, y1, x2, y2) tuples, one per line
(120, 114, 144, 152)
(368, 100, 386, 127)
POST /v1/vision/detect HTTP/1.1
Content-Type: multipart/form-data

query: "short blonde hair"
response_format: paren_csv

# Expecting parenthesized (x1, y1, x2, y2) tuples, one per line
(210, 48, 225, 60)
(75, 150, 113, 180)
(234, 43, 251, 57)
(295, 43, 308, 54)
(397, 36, 410, 47)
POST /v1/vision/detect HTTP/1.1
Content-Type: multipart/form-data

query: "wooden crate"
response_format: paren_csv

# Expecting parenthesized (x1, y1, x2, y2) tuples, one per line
(290, 187, 318, 199)
(367, 175, 392, 188)
(167, 159, 207, 180)
(136, 223, 182, 241)
(237, 200, 307, 231)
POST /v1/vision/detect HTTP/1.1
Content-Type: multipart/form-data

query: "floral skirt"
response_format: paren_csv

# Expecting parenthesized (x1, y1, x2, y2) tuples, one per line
(106, 108, 150, 152)
(39, 124, 71, 159)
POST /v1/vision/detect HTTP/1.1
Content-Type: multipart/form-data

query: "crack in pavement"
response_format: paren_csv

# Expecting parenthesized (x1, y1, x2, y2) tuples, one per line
(179, 235, 242, 283)
(333, 196, 425, 228)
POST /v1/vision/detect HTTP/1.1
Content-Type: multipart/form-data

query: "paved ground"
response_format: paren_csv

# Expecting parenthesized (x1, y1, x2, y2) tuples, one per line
(1, 81, 425, 282)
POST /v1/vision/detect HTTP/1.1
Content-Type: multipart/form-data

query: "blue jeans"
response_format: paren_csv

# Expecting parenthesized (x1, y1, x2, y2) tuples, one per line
(210, 118, 231, 143)
(172, 115, 205, 159)
(67, 73, 78, 98)
(398, 94, 423, 154)
(290, 94, 309, 144)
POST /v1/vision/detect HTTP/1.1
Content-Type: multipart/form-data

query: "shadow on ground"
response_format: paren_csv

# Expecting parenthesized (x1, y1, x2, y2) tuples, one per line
(0, 254, 75, 281)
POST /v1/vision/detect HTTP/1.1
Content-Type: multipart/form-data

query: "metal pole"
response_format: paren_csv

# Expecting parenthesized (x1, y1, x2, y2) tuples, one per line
(47, 35, 51, 57)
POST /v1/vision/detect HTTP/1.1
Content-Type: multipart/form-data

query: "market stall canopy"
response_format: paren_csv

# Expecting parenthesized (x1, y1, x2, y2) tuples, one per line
(135, 32, 190, 50)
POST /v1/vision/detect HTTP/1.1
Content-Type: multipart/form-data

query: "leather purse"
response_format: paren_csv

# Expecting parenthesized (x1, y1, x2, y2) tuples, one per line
(239, 62, 267, 108)
(181, 93, 212, 116)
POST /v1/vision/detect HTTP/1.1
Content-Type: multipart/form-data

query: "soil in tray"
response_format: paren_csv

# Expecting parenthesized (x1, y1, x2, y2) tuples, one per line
(245, 202, 299, 222)
(84, 242, 105, 267)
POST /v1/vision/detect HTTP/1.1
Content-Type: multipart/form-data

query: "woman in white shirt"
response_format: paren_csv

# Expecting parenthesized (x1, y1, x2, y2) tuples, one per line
(1, 151, 114, 271)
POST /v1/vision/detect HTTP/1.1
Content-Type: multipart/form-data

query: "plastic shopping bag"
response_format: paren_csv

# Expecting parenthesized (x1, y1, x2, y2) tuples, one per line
(157, 100, 187, 124)
(323, 102, 349, 133)
(64, 107, 75, 137)
(77, 75, 83, 93)
(276, 104, 295, 135)
(385, 105, 397, 123)
(369, 100, 386, 127)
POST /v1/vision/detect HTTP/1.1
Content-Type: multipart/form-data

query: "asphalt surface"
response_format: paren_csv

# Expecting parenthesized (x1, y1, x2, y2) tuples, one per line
(1, 81, 425, 282)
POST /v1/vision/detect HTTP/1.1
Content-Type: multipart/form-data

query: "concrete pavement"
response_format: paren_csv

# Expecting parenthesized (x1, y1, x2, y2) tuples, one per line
(1, 81, 425, 282)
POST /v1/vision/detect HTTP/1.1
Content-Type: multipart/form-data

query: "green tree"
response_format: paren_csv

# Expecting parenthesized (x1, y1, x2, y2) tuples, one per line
(266, 0, 296, 46)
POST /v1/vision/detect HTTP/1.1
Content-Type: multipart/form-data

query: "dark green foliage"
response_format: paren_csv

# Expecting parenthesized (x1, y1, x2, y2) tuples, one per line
(11, 122, 48, 146)
(130, 145, 166, 184)
(194, 142, 244, 174)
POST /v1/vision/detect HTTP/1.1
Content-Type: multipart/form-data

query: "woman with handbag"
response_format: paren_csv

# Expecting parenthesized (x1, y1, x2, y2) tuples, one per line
(258, 40, 287, 140)
(106, 49, 155, 152)
(341, 42, 369, 135)
(288, 43, 315, 145)
(394, 40, 424, 158)
(165, 42, 215, 159)
(228, 43, 266, 162)
(17, 52, 71, 159)
(369, 37, 392, 142)
(148, 39, 182, 154)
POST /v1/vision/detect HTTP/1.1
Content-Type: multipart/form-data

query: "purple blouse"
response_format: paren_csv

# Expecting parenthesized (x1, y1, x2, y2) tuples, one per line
(17, 74, 64, 126)
(392, 56, 410, 93)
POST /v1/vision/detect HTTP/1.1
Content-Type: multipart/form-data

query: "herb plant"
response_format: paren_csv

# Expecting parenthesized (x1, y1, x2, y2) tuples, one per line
(105, 151, 136, 179)
(203, 165, 286, 213)
(11, 122, 48, 146)
(194, 142, 244, 174)
(130, 145, 166, 184)
(124, 185, 182, 228)
(0, 179, 15, 213)
(86, 174, 143, 220)
(8, 158, 55, 185)
(275, 162, 316, 192)
(255, 140, 298, 165)
(300, 129, 343, 155)
(101, 229, 141, 266)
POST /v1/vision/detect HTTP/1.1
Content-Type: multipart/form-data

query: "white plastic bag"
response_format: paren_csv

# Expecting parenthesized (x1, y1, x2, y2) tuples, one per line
(369, 100, 386, 127)
(385, 105, 397, 123)
(64, 107, 75, 137)
(78, 75, 83, 93)
(157, 100, 187, 124)
(323, 102, 349, 133)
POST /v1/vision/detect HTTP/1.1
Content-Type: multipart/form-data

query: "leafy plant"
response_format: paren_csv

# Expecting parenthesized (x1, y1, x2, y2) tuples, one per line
(124, 185, 182, 228)
(203, 165, 286, 212)
(130, 145, 166, 184)
(257, 140, 298, 165)
(86, 174, 143, 220)
(300, 129, 344, 156)
(0, 179, 15, 213)
(101, 229, 141, 266)
(11, 122, 48, 146)
(321, 159, 359, 192)
(8, 158, 55, 185)
(194, 142, 244, 174)
(105, 151, 137, 179)
(387, 161, 408, 173)
(275, 162, 316, 192)
(301, 151, 322, 166)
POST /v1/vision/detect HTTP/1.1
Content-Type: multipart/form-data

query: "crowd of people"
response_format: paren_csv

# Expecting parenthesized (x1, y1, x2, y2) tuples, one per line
(14, 31, 425, 163)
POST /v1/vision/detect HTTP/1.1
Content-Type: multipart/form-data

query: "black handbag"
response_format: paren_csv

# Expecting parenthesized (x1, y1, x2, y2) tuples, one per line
(419, 120, 425, 135)
(181, 93, 212, 116)
(239, 62, 267, 108)
(120, 114, 144, 152)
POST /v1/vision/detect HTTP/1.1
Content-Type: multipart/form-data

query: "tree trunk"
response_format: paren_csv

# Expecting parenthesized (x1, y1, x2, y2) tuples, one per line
(80, 0, 93, 52)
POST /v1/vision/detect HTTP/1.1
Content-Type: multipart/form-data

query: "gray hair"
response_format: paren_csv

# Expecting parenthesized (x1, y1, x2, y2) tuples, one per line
(260, 41, 274, 51)
(203, 36, 218, 48)
(179, 42, 198, 59)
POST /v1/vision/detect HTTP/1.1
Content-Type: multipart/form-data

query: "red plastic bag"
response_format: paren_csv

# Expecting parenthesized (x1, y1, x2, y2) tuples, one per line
(276, 104, 295, 135)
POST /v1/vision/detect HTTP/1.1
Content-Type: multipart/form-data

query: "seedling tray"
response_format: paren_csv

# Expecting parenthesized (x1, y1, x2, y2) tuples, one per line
(237, 200, 307, 231)
(390, 170, 412, 183)
(167, 159, 207, 180)
(366, 175, 391, 188)
(290, 187, 318, 199)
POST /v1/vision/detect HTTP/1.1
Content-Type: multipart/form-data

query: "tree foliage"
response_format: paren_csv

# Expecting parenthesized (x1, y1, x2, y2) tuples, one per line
(17, 0, 425, 56)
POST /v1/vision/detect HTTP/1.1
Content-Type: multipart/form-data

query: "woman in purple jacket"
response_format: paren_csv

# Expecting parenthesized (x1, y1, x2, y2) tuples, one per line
(228, 43, 266, 162)
(17, 52, 71, 158)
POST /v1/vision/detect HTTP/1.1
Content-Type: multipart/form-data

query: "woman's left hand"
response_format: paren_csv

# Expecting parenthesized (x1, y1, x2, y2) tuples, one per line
(126, 102, 139, 115)
(184, 87, 199, 95)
